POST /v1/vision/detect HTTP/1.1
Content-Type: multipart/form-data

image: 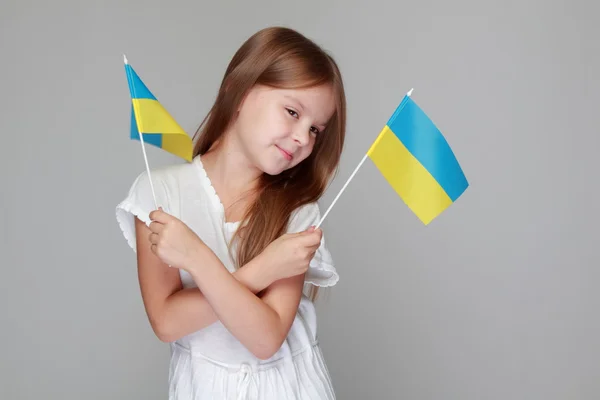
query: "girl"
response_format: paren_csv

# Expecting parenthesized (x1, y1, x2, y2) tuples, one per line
(115, 26, 346, 399)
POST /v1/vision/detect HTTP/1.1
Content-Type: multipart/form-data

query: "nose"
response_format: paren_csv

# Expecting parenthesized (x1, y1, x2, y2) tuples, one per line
(292, 125, 310, 146)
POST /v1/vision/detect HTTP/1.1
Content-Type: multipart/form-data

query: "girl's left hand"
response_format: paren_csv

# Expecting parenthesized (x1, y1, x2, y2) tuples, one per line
(148, 207, 208, 271)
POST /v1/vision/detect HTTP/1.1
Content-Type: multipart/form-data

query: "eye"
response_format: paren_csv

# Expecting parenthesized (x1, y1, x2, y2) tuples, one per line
(286, 107, 319, 136)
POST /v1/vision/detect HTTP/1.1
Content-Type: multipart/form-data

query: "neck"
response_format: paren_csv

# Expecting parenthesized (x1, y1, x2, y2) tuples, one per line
(201, 133, 262, 199)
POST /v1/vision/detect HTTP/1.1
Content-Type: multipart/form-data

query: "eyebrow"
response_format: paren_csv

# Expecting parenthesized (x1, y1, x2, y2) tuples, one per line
(284, 95, 305, 112)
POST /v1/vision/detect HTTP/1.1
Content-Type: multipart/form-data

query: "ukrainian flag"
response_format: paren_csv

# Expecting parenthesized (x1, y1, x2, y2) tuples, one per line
(367, 92, 469, 225)
(123, 56, 192, 162)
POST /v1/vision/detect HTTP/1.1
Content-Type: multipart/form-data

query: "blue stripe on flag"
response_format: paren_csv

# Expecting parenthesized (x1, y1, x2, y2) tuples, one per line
(125, 64, 156, 100)
(386, 97, 468, 201)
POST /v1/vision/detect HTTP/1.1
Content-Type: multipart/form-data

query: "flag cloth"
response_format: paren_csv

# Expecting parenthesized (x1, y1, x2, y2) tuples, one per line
(367, 94, 469, 225)
(124, 59, 193, 162)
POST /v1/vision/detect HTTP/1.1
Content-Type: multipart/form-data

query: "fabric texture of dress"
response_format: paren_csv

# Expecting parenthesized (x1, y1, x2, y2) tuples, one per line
(115, 155, 338, 399)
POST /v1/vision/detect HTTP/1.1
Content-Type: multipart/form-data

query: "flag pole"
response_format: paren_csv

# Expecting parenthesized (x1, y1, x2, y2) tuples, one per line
(124, 54, 158, 209)
(315, 88, 414, 229)
(315, 153, 368, 229)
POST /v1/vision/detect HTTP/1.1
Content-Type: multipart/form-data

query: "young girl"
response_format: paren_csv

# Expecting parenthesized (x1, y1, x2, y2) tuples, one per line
(115, 26, 346, 399)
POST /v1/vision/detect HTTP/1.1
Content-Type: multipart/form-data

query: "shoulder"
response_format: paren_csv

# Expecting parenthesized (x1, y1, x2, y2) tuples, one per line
(132, 161, 193, 192)
(123, 161, 196, 206)
(288, 202, 322, 233)
(115, 161, 196, 252)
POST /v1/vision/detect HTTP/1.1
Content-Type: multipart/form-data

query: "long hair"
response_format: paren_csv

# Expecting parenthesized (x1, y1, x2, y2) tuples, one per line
(192, 27, 346, 301)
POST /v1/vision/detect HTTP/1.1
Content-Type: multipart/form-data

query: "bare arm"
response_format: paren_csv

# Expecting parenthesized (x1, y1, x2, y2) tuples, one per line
(187, 249, 306, 360)
(134, 217, 276, 342)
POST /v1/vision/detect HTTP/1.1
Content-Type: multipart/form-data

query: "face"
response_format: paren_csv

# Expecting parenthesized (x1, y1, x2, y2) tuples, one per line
(232, 83, 336, 175)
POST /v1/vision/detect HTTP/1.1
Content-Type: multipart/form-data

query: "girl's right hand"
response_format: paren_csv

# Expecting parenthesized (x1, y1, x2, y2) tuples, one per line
(259, 227, 323, 283)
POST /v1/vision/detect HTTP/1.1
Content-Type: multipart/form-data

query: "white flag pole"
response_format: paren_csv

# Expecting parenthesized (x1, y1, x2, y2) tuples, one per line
(315, 88, 414, 229)
(124, 54, 158, 209)
(315, 153, 368, 229)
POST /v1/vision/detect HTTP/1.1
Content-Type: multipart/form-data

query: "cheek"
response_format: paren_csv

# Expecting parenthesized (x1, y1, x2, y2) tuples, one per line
(296, 140, 316, 161)
(265, 112, 292, 140)
(240, 109, 273, 143)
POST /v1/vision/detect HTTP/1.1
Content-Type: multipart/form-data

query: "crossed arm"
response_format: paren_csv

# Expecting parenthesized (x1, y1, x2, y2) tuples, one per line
(134, 217, 305, 360)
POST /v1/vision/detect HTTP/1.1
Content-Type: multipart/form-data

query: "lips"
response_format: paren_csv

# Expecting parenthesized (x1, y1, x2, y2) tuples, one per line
(276, 145, 293, 161)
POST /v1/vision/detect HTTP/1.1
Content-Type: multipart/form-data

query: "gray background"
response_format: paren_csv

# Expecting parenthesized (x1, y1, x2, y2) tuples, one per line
(2, 0, 599, 399)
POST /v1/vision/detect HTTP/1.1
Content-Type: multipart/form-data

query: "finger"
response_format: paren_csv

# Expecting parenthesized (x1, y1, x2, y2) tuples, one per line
(288, 231, 312, 242)
(310, 229, 323, 244)
(285, 231, 307, 239)
(298, 230, 322, 246)
(287, 226, 319, 239)
(148, 221, 164, 233)
(148, 232, 159, 244)
(304, 227, 321, 237)
(149, 209, 170, 223)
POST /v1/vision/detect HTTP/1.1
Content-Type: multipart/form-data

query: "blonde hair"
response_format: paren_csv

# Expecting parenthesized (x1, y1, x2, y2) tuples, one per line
(193, 27, 346, 300)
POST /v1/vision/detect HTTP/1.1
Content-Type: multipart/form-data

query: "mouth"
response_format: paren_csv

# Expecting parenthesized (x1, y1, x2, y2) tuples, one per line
(276, 145, 293, 161)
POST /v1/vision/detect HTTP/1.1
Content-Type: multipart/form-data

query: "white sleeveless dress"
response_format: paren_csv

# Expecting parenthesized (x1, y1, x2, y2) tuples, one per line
(115, 155, 338, 399)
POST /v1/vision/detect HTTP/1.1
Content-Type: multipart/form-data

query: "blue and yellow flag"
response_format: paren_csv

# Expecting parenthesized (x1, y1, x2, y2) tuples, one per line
(367, 91, 469, 225)
(123, 55, 192, 162)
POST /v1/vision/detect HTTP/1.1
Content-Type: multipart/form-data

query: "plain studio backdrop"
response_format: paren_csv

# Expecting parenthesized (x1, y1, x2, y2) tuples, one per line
(1, 0, 599, 399)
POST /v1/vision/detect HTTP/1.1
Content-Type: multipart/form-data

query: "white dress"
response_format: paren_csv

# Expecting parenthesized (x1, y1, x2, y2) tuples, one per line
(115, 155, 338, 400)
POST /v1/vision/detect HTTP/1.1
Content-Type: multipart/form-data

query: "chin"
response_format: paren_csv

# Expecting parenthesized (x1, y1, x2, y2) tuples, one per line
(259, 158, 293, 176)
(255, 148, 300, 176)
(261, 165, 287, 176)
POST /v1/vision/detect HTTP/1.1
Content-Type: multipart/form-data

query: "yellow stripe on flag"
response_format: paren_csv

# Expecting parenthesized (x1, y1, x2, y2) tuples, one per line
(132, 98, 187, 134)
(367, 126, 453, 225)
(161, 134, 193, 162)
(131, 98, 192, 161)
